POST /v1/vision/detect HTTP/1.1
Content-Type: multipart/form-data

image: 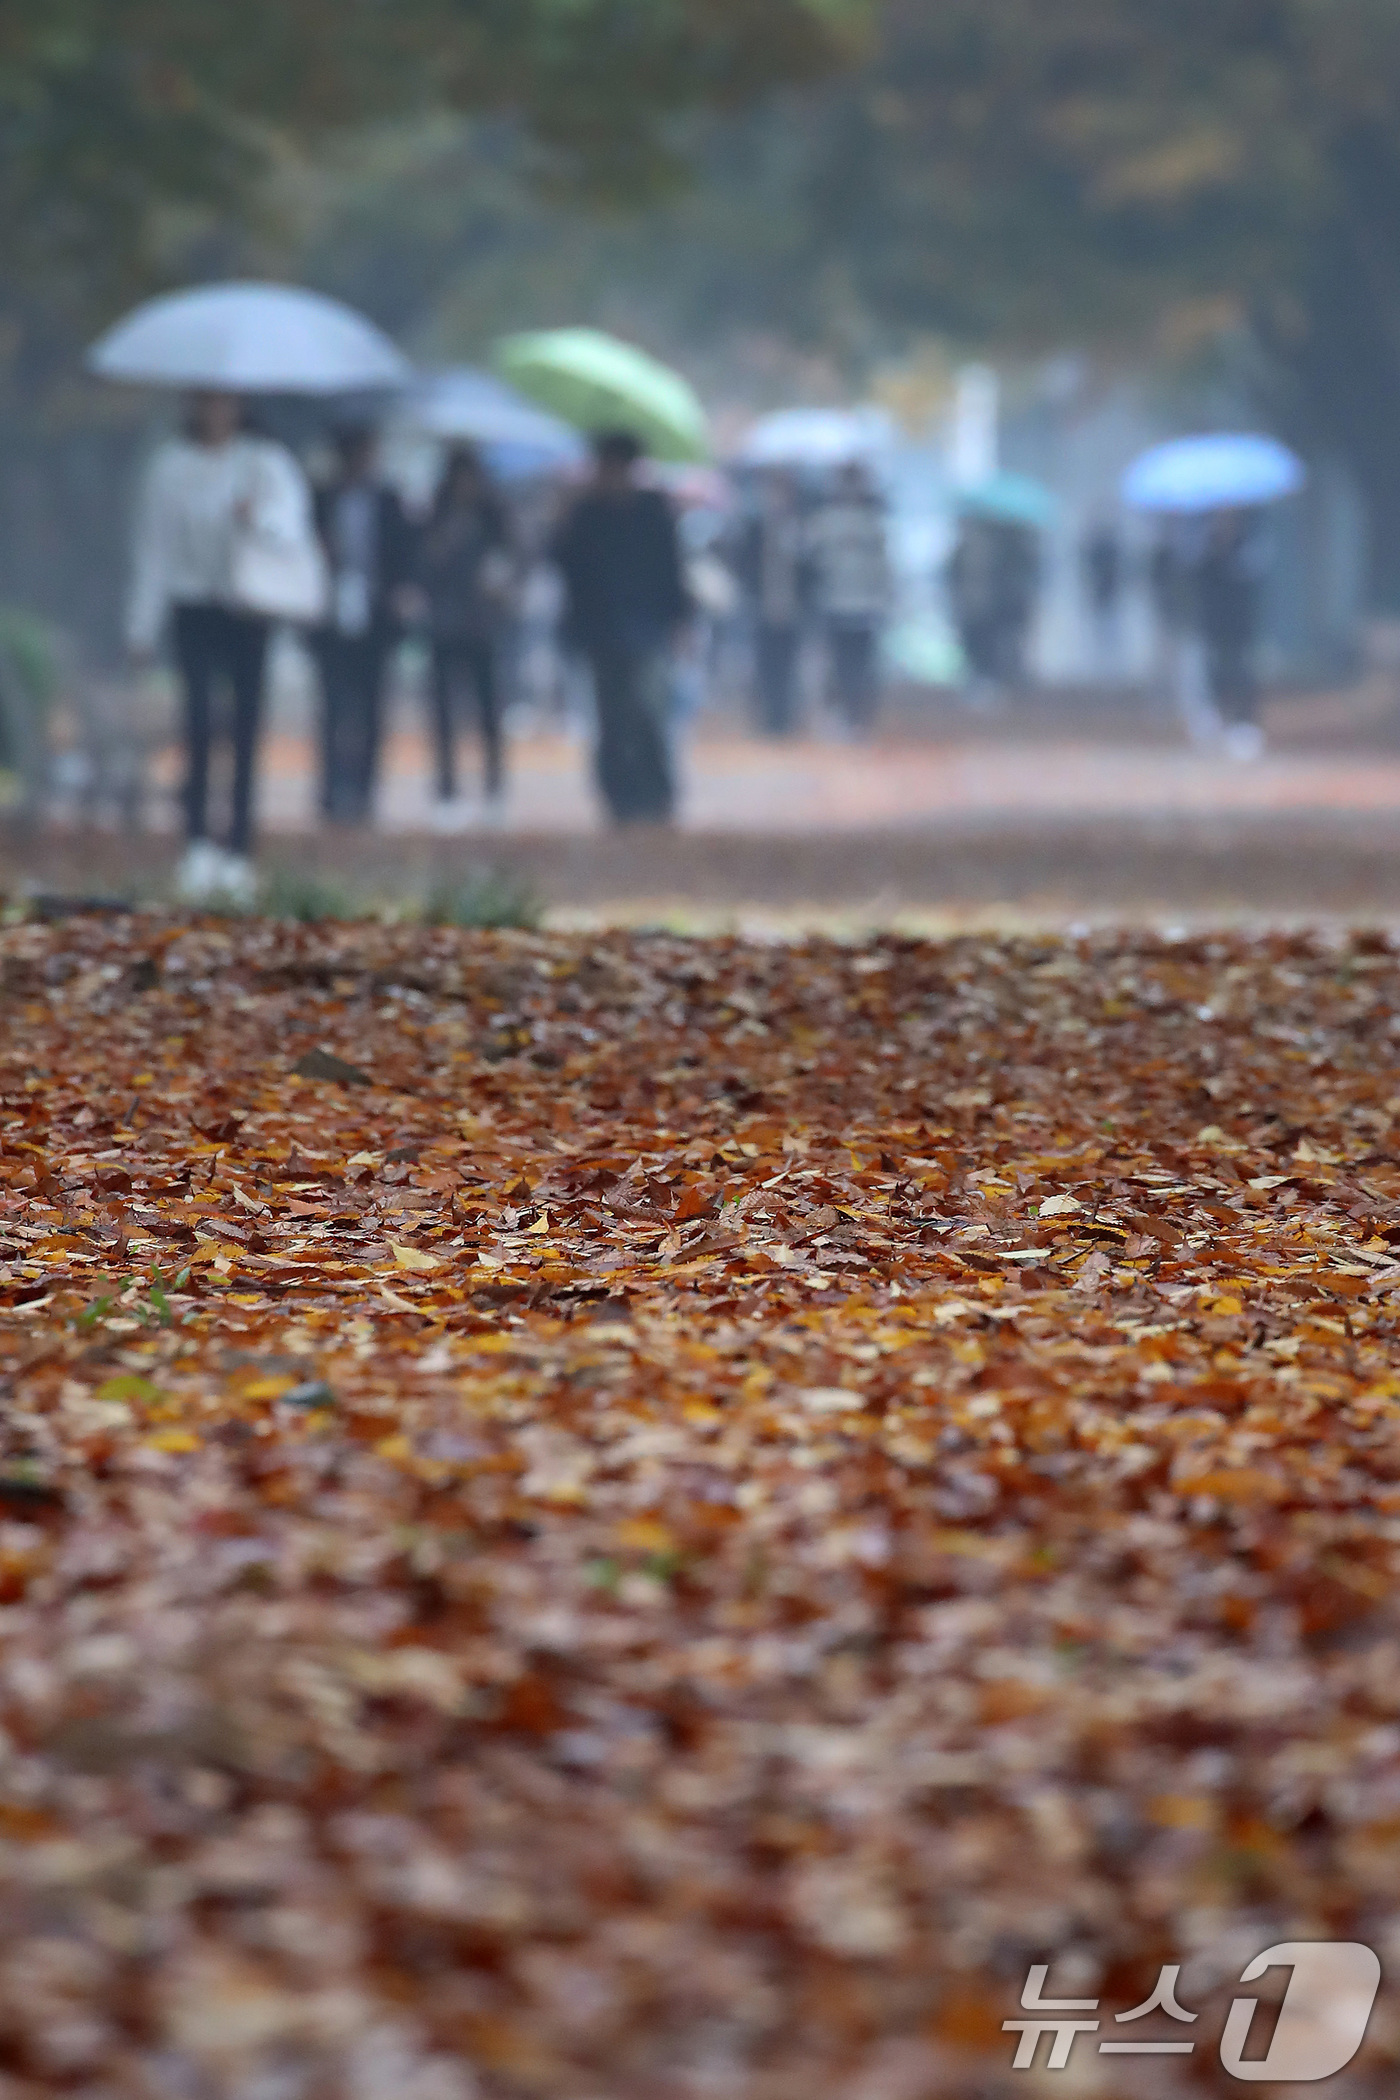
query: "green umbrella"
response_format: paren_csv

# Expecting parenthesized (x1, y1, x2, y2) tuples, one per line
(493, 328, 708, 464)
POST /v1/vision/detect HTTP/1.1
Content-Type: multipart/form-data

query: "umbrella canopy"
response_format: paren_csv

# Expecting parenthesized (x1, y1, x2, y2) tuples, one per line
(494, 329, 708, 464)
(89, 282, 412, 395)
(397, 368, 581, 455)
(1123, 434, 1305, 514)
(956, 471, 1056, 529)
(739, 406, 895, 469)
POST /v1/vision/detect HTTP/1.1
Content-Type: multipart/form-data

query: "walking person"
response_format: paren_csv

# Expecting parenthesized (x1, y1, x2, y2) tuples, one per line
(127, 389, 325, 903)
(549, 430, 691, 826)
(1080, 519, 1124, 676)
(734, 468, 807, 736)
(1193, 507, 1269, 760)
(311, 424, 414, 826)
(417, 444, 515, 828)
(805, 461, 891, 735)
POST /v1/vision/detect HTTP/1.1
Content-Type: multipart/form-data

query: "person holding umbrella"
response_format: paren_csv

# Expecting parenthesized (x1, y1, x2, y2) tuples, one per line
(548, 430, 692, 825)
(1122, 432, 1304, 756)
(92, 281, 410, 898)
(126, 388, 325, 903)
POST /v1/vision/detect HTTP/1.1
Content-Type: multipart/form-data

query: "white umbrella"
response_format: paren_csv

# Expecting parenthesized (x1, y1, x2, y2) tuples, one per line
(88, 282, 412, 395)
(739, 406, 896, 468)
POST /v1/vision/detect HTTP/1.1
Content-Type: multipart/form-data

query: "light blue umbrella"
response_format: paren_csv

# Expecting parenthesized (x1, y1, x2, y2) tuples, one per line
(394, 367, 584, 479)
(739, 406, 896, 468)
(1123, 433, 1305, 514)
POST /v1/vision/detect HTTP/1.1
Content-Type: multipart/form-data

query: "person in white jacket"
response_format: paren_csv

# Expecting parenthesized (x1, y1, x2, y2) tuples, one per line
(128, 390, 324, 903)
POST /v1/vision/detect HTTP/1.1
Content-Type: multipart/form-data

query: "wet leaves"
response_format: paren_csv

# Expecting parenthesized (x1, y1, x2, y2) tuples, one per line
(0, 915, 1398, 2090)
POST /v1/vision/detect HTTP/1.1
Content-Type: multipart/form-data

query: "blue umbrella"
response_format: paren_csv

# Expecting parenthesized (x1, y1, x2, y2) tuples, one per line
(1123, 433, 1305, 514)
(394, 367, 584, 479)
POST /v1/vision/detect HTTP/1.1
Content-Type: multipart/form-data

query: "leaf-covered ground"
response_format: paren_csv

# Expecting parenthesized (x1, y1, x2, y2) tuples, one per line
(1, 915, 1399, 2095)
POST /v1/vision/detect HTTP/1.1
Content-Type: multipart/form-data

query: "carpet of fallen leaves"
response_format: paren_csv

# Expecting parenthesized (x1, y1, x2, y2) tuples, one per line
(2, 916, 1400, 2096)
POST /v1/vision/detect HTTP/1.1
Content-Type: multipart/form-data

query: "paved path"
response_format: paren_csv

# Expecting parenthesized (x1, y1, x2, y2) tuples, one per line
(203, 726, 1400, 837)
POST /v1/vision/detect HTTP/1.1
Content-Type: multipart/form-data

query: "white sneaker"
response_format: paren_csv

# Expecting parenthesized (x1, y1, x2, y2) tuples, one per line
(176, 839, 225, 903)
(215, 851, 258, 907)
(1223, 722, 1266, 763)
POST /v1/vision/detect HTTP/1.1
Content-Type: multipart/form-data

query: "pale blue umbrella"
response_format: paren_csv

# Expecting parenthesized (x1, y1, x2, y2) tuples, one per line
(1123, 434, 1305, 514)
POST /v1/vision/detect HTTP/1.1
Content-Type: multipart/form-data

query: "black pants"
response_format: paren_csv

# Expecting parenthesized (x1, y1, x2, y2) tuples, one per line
(587, 641, 674, 825)
(754, 622, 800, 736)
(429, 636, 503, 801)
(171, 603, 270, 854)
(827, 619, 880, 731)
(315, 629, 390, 824)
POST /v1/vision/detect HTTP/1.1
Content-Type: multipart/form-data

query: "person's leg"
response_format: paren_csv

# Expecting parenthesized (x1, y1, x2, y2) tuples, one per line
(171, 604, 217, 842)
(340, 635, 386, 824)
(756, 624, 798, 736)
(427, 641, 458, 801)
(847, 624, 878, 729)
(467, 639, 505, 801)
(224, 611, 270, 857)
(317, 634, 354, 821)
(827, 622, 867, 731)
(588, 646, 632, 822)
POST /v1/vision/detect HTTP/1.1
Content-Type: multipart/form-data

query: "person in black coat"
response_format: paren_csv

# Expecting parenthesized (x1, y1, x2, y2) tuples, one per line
(549, 429, 691, 825)
(417, 444, 515, 815)
(311, 425, 415, 825)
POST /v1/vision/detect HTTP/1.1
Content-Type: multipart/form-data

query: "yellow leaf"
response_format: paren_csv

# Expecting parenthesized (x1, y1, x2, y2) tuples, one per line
(239, 1375, 297, 1401)
(616, 1518, 675, 1553)
(374, 1434, 412, 1461)
(391, 1243, 441, 1273)
(1038, 1194, 1083, 1217)
(378, 1286, 418, 1313)
(527, 1210, 551, 1235)
(147, 1430, 199, 1454)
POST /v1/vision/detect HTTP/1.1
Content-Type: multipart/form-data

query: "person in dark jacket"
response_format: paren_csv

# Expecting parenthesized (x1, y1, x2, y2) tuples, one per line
(549, 429, 691, 825)
(312, 425, 414, 826)
(417, 444, 515, 818)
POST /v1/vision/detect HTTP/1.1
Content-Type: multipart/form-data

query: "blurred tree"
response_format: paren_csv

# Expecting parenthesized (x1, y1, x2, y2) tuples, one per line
(0, 0, 866, 325)
(774, 0, 1400, 603)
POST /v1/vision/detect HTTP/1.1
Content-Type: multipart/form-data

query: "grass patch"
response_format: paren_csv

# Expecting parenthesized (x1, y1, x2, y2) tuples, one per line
(422, 865, 541, 930)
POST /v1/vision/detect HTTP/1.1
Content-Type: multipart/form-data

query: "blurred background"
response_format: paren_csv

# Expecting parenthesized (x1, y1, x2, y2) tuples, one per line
(6, 0, 1400, 931)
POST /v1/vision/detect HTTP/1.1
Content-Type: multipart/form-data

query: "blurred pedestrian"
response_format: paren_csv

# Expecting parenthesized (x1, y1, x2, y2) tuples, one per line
(417, 444, 515, 828)
(946, 513, 1040, 702)
(1080, 519, 1123, 675)
(549, 430, 691, 826)
(805, 461, 891, 734)
(1193, 508, 1268, 760)
(127, 388, 325, 904)
(311, 424, 414, 826)
(946, 513, 1003, 700)
(734, 468, 807, 736)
